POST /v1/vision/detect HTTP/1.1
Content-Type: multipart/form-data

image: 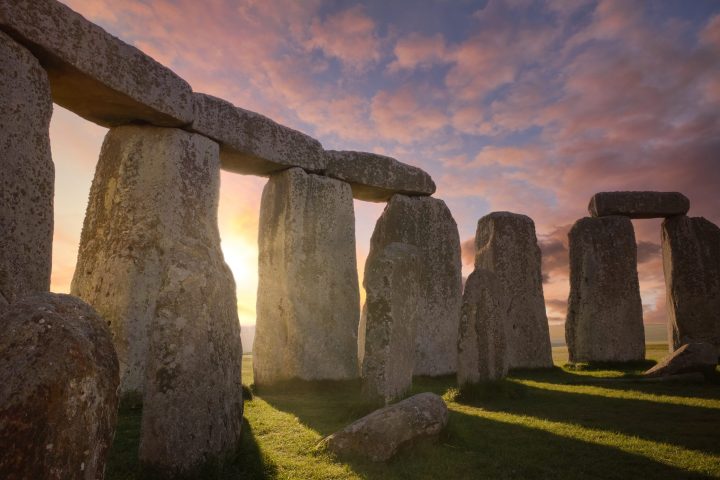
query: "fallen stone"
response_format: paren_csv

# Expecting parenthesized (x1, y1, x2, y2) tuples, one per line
(192, 93, 325, 175)
(565, 216, 645, 363)
(367, 195, 462, 376)
(588, 191, 689, 219)
(359, 243, 422, 404)
(475, 212, 553, 369)
(69, 126, 243, 474)
(254, 168, 360, 384)
(644, 342, 718, 379)
(0, 31, 54, 305)
(0, 293, 119, 480)
(457, 269, 509, 384)
(324, 150, 436, 202)
(662, 215, 720, 353)
(0, 0, 193, 127)
(321, 392, 448, 462)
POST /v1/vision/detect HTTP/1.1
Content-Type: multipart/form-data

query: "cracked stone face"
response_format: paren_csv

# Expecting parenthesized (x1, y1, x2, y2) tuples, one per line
(0, 31, 54, 305)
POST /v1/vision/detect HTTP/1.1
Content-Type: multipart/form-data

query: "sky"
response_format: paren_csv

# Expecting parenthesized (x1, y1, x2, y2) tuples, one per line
(49, 0, 720, 345)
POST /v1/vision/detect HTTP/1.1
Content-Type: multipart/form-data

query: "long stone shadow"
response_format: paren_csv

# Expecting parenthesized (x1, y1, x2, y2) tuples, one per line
(343, 407, 714, 480)
(456, 379, 720, 456)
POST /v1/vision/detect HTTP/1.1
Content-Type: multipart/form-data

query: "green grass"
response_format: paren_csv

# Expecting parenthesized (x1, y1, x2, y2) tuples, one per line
(107, 346, 720, 479)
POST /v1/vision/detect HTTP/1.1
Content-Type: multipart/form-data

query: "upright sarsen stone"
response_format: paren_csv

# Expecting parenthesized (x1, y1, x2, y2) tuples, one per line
(475, 212, 552, 369)
(359, 243, 421, 404)
(0, 293, 119, 480)
(254, 168, 360, 384)
(457, 269, 509, 384)
(662, 216, 720, 354)
(70, 126, 243, 473)
(367, 195, 462, 376)
(565, 216, 645, 363)
(0, 31, 53, 305)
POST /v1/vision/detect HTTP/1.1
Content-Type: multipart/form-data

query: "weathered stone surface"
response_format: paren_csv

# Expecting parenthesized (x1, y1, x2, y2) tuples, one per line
(368, 195, 462, 376)
(475, 212, 553, 369)
(0, 293, 119, 480)
(0, 31, 53, 305)
(321, 392, 448, 462)
(0, 0, 192, 127)
(644, 342, 718, 378)
(324, 150, 436, 202)
(565, 216, 645, 363)
(457, 269, 509, 384)
(70, 126, 243, 474)
(662, 215, 720, 353)
(192, 93, 325, 175)
(359, 243, 422, 404)
(254, 168, 360, 384)
(589, 191, 689, 219)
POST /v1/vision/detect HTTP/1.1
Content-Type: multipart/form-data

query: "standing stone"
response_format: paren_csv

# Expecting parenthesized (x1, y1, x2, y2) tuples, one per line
(662, 215, 720, 353)
(0, 31, 53, 305)
(70, 126, 243, 473)
(475, 212, 553, 369)
(0, 293, 119, 480)
(254, 168, 360, 384)
(367, 195, 462, 376)
(565, 216, 645, 363)
(457, 269, 509, 384)
(359, 243, 422, 404)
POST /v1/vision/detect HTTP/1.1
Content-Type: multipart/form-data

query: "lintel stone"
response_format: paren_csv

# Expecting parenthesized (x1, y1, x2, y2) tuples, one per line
(588, 191, 689, 219)
(0, 0, 193, 127)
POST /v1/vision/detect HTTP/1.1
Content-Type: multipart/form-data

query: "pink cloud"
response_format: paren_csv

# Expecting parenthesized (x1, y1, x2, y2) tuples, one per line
(388, 33, 447, 72)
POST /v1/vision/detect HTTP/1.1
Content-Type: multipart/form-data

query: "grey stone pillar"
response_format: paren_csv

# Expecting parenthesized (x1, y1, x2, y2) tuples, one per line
(475, 212, 553, 369)
(0, 31, 54, 305)
(71, 126, 243, 473)
(565, 216, 645, 363)
(254, 167, 360, 385)
(366, 195, 462, 376)
(662, 215, 720, 354)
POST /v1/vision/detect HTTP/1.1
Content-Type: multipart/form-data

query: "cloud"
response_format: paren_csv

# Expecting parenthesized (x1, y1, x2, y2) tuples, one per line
(388, 33, 448, 72)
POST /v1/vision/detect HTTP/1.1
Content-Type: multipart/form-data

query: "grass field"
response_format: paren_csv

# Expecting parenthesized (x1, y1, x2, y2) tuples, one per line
(107, 344, 720, 479)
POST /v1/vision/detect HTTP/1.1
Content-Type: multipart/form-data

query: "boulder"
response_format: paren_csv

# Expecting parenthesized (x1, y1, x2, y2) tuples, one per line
(588, 191, 689, 219)
(192, 93, 325, 175)
(662, 215, 720, 353)
(321, 392, 448, 462)
(69, 126, 243, 473)
(324, 150, 436, 202)
(0, 31, 53, 305)
(254, 168, 360, 384)
(475, 212, 553, 369)
(565, 216, 645, 363)
(457, 269, 509, 384)
(0, 293, 119, 480)
(0, 0, 192, 127)
(359, 243, 422, 404)
(367, 195, 462, 376)
(644, 342, 718, 378)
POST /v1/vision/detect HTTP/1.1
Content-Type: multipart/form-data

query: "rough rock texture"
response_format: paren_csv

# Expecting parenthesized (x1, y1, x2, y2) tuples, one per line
(588, 191, 689, 219)
(0, 31, 53, 305)
(322, 392, 448, 462)
(324, 150, 436, 202)
(69, 126, 243, 474)
(475, 212, 553, 369)
(0, 293, 119, 480)
(359, 243, 422, 404)
(457, 269, 509, 384)
(644, 342, 718, 378)
(254, 168, 360, 384)
(0, 0, 192, 127)
(565, 216, 645, 363)
(662, 215, 720, 353)
(367, 195, 462, 375)
(192, 93, 325, 175)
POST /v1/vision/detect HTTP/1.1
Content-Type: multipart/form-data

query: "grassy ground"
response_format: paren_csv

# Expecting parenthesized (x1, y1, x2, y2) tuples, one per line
(107, 344, 720, 479)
